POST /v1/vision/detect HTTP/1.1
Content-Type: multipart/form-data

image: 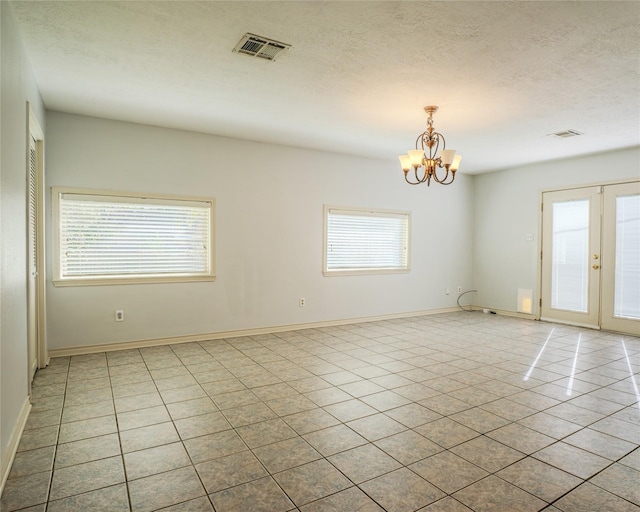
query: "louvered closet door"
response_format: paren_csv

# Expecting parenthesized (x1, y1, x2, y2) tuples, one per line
(27, 135, 39, 379)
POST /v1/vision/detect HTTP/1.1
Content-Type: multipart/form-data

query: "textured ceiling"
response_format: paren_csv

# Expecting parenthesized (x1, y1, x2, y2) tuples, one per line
(10, 1, 640, 174)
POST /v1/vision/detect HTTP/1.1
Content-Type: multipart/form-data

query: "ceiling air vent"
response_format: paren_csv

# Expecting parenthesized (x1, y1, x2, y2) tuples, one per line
(548, 129, 583, 139)
(233, 33, 291, 61)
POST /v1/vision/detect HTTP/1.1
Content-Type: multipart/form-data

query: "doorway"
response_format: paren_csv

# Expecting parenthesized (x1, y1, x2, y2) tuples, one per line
(540, 181, 640, 334)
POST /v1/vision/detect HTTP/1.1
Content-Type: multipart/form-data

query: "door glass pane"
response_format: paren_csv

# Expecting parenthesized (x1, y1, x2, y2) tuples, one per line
(551, 200, 589, 312)
(614, 194, 640, 319)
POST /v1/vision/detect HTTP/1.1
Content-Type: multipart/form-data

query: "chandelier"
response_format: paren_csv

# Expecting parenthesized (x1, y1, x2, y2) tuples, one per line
(399, 106, 462, 186)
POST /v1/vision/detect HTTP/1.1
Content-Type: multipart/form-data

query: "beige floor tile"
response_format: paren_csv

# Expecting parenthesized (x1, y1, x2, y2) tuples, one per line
(323, 399, 378, 422)
(410, 451, 488, 494)
(328, 443, 401, 483)
(117, 404, 170, 431)
(375, 430, 443, 465)
(360, 467, 445, 511)
(299, 486, 384, 512)
(8, 446, 55, 479)
(54, 433, 121, 468)
(346, 413, 407, 442)
(58, 415, 117, 443)
(591, 463, 640, 505)
(303, 424, 368, 456)
(0, 471, 51, 511)
(120, 421, 180, 453)
(450, 436, 525, 473)
(417, 497, 474, 511)
(563, 427, 637, 460)
(124, 441, 191, 480)
(497, 457, 582, 502)
(210, 476, 294, 512)
(46, 484, 129, 512)
(195, 451, 268, 493)
(274, 459, 351, 507)
(236, 418, 297, 448)
(453, 475, 546, 512)
(49, 456, 124, 501)
(384, 403, 442, 428)
(282, 407, 340, 435)
(554, 482, 639, 512)
(449, 407, 511, 433)
(485, 422, 555, 454)
(533, 441, 611, 479)
(253, 436, 321, 473)
(174, 411, 231, 439)
(184, 429, 248, 464)
(129, 466, 206, 512)
(414, 418, 480, 449)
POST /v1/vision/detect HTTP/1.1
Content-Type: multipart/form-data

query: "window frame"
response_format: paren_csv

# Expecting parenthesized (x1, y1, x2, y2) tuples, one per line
(323, 204, 411, 276)
(52, 187, 216, 286)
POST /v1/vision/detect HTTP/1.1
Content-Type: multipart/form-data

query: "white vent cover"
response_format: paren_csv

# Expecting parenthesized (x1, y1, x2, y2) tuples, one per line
(233, 33, 291, 61)
(548, 129, 583, 138)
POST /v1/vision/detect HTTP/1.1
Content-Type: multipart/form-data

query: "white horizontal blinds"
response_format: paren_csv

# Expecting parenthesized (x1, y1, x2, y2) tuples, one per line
(59, 193, 211, 278)
(614, 194, 640, 319)
(327, 209, 408, 271)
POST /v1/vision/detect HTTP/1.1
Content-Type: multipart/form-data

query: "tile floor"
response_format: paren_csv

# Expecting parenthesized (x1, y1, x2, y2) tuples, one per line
(2, 312, 639, 512)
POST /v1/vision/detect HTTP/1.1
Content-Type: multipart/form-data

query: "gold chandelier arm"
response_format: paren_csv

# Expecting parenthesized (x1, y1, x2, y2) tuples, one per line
(403, 168, 430, 185)
(432, 167, 456, 185)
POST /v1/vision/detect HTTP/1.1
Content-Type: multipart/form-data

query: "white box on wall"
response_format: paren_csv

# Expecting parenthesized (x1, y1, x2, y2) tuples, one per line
(517, 288, 533, 314)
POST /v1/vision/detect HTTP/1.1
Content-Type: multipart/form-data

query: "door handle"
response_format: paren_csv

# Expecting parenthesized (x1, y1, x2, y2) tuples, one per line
(592, 265, 600, 270)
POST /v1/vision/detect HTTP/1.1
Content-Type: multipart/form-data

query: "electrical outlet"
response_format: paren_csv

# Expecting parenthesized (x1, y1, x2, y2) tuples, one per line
(115, 310, 125, 322)
(446, 288, 450, 295)
(457, 286, 462, 293)
(299, 298, 305, 307)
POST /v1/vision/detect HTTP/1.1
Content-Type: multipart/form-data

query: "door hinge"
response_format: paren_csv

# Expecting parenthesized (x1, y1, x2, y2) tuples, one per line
(539, 298, 542, 307)
(541, 203, 544, 212)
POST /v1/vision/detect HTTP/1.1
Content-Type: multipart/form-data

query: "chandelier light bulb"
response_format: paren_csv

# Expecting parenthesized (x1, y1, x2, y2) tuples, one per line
(408, 149, 425, 168)
(398, 155, 411, 172)
(440, 149, 456, 166)
(451, 154, 463, 171)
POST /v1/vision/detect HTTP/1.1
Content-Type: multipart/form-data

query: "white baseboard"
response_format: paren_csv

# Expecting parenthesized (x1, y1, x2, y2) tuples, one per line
(469, 305, 537, 320)
(539, 316, 600, 330)
(48, 307, 459, 358)
(0, 397, 31, 496)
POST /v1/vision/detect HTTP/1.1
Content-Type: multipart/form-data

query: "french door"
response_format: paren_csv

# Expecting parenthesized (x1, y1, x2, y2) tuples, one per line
(540, 181, 640, 334)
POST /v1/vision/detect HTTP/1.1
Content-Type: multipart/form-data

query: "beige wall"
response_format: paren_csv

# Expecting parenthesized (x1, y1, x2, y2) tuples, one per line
(45, 112, 475, 350)
(0, 1, 46, 484)
(473, 147, 640, 313)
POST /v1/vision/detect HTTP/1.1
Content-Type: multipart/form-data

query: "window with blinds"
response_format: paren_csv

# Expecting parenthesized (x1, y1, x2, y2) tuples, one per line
(53, 188, 215, 285)
(324, 206, 410, 275)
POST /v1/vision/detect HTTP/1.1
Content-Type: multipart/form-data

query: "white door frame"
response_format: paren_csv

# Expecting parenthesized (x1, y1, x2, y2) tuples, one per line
(601, 181, 640, 333)
(27, 103, 48, 381)
(537, 178, 640, 335)
(539, 186, 601, 328)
